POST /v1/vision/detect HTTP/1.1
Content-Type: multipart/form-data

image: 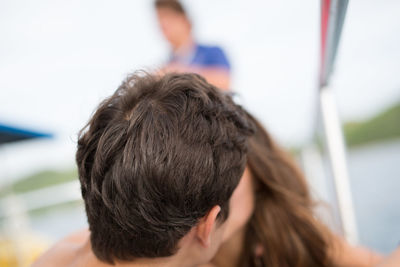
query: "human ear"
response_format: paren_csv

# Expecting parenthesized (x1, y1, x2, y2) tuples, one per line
(196, 205, 221, 248)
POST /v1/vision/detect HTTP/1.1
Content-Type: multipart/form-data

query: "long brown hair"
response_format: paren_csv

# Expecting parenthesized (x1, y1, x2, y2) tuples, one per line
(240, 113, 334, 267)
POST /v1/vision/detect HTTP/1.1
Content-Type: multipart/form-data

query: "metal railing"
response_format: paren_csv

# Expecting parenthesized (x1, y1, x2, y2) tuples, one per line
(0, 180, 81, 219)
(315, 0, 358, 244)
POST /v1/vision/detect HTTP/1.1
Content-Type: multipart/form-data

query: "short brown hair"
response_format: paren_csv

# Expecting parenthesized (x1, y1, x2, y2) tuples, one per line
(76, 72, 254, 263)
(155, 0, 186, 15)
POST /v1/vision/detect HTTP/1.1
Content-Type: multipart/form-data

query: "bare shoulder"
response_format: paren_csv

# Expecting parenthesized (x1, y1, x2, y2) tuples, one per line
(32, 228, 90, 267)
(330, 234, 383, 266)
(376, 248, 400, 267)
(62, 228, 90, 244)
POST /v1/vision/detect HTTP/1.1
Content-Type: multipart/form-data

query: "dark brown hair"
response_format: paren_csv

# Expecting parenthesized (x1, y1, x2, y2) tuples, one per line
(155, 0, 186, 15)
(76, 72, 254, 263)
(240, 113, 334, 267)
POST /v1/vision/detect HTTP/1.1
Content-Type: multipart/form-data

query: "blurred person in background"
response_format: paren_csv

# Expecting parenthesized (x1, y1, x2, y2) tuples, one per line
(155, 0, 231, 90)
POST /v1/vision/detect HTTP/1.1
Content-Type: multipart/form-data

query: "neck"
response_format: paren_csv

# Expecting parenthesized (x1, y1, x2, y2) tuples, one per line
(210, 229, 246, 267)
(80, 237, 194, 267)
(172, 35, 194, 55)
(118, 258, 180, 267)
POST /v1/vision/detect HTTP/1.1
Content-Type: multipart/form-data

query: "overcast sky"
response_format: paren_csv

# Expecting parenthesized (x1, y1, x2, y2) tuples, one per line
(1, 0, 399, 180)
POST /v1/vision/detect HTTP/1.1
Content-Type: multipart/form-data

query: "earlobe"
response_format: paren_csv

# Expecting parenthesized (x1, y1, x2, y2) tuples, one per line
(196, 205, 221, 248)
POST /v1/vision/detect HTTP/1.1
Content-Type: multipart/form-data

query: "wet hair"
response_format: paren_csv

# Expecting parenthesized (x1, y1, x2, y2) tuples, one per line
(76, 72, 254, 263)
(155, 0, 186, 15)
(239, 112, 334, 267)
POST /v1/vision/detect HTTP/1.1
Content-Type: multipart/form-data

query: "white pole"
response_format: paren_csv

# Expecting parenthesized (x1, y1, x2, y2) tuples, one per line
(319, 86, 358, 244)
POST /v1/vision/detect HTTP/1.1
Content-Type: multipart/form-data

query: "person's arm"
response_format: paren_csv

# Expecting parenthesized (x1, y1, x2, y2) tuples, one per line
(192, 67, 230, 91)
(160, 63, 230, 90)
(331, 235, 383, 266)
(376, 248, 400, 267)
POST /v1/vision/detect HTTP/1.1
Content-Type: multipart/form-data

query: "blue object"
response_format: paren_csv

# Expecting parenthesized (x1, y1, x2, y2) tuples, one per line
(0, 123, 52, 145)
(170, 44, 231, 71)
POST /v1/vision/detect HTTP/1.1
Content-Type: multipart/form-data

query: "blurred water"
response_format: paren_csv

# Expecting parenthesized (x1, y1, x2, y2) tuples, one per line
(27, 140, 400, 253)
(29, 202, 87, 242)
(348, 140, 400, 253)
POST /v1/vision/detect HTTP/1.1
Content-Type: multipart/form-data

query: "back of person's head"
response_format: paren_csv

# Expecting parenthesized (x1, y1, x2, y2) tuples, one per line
(76, 72, 254, 263)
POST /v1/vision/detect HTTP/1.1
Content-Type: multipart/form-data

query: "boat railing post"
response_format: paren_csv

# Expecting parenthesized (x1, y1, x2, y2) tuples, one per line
(319, 86, 358, 244)
(317, 0, 358, 244)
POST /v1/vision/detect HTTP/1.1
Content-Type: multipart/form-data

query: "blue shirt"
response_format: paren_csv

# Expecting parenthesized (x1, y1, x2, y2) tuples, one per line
(170, 44, 231, 71)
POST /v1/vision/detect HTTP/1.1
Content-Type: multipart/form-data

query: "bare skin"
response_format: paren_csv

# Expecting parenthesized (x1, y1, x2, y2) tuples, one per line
(33, 229, 188, 267)
(34, 167, 390, 267)
(162, 63, 230, 91)
(200, 168, 385, 267)
(33, 206, 226, 267)
(31, 229, 103, 267)
(202, 233, 385, 267)
(376, 248, 400, 267)
(330, 236, 384, 266)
